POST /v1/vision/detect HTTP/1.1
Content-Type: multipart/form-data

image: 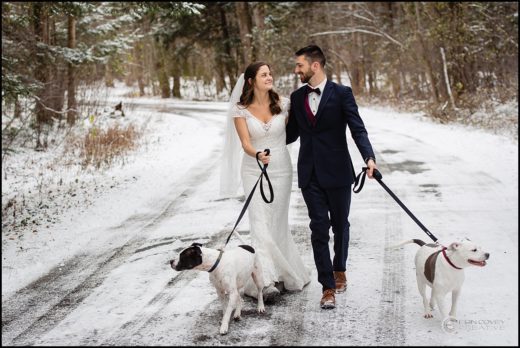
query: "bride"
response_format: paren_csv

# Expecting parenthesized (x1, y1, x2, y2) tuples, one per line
(220, 62, 311, 301)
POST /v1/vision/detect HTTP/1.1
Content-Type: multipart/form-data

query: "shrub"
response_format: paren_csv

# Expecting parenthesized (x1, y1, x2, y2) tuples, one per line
(77, 123, 141, 169)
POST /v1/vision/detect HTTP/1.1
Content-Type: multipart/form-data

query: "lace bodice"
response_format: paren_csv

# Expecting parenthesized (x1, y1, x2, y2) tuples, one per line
(231, 97, 290, 150)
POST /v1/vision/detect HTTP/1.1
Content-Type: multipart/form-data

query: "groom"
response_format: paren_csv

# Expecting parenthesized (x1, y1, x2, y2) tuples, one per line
(286, 45, 377, 309)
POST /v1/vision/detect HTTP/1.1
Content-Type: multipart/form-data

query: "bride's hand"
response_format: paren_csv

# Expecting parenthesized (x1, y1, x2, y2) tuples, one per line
(258, 151, 271, 165)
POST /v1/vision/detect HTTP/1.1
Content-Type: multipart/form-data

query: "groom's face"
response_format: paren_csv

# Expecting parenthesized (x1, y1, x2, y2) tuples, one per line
(294, 55, 314, 84)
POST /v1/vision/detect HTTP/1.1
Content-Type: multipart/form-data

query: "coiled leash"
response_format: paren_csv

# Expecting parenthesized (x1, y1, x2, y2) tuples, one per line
(209, 149, 274, 273)
(353, 167, 438, 242)
(225, 148, 273, 246)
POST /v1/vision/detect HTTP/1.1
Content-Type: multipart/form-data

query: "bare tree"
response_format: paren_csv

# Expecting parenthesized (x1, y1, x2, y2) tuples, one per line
(32, 3, 51, 149)
(67, 14, 77, 125)
(235, 2, 254, 70)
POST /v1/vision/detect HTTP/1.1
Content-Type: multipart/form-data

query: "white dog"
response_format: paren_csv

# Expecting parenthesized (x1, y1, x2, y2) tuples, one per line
(170, 242, 265, 335)
(392, 238, 489, 320)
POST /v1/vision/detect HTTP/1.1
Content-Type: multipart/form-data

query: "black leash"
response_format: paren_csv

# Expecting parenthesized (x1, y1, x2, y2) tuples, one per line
(223, 149, 273, 246)
(353, 167, 438, 242)
(209, 149, 273, 273)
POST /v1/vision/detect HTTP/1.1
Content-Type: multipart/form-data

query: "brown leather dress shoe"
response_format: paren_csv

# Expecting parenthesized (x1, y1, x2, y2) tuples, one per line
(334, 271, 347, 294)
(320, 289, 336, 309)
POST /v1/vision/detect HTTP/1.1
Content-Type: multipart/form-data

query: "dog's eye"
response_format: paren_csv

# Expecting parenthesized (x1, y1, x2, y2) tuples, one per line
(472, 248, 477, 252)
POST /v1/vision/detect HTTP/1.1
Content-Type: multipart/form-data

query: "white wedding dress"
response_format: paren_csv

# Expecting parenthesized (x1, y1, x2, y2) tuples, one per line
(231, 97, 311, 297)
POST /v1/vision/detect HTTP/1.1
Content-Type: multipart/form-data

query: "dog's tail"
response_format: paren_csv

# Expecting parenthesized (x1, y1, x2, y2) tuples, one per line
(386, 239, 426, 250)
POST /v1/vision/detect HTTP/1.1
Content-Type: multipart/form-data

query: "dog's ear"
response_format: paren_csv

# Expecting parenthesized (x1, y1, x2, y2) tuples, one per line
(191, 242, 203, 248)
(449, 242, 461, 250)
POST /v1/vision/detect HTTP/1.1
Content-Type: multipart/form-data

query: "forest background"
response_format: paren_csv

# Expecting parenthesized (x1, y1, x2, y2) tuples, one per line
(3, 2, 518, 147)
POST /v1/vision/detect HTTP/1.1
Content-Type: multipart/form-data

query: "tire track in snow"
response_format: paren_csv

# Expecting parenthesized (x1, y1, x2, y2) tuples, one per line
(374, 210, 406, 344)
(372, 159, 407, 345)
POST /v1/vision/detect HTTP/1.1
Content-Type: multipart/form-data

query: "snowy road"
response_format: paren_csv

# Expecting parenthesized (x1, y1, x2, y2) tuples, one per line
(2, 100, 518, 346)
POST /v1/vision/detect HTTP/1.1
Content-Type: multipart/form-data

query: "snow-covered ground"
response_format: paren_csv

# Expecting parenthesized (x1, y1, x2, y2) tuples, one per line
(2, 82, 518, 345)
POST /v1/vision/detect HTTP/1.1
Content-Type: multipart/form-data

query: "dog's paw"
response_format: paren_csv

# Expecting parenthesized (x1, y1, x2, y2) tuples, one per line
(423, 313, 434, 319)
(257, 305, 266, 314)
(233, 313, 241, 320)
(220, 326, 229, 335)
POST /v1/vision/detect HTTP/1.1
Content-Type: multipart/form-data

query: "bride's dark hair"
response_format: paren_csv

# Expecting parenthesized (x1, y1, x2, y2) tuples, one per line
(239, 62, 281, 115)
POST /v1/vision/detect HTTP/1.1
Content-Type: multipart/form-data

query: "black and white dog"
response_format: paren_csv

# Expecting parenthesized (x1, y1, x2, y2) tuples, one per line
(170, 243, 265, 335)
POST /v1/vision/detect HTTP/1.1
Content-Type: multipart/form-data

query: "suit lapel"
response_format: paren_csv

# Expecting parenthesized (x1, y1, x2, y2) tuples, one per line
(314, 80, 333, 123)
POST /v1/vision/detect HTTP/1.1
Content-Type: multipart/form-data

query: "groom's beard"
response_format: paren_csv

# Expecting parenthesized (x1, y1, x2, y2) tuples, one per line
(299, 70, 314, 84)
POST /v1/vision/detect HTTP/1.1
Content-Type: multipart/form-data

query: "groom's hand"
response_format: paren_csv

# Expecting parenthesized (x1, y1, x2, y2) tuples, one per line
(366, 159, 377, 179)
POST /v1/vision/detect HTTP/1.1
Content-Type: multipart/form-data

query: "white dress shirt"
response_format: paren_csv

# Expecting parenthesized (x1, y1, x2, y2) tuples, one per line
(307, 78, 327, 115)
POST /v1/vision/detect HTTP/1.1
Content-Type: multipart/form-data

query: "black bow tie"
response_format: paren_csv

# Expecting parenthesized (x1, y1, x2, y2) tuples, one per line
(306, 85, 321, 96)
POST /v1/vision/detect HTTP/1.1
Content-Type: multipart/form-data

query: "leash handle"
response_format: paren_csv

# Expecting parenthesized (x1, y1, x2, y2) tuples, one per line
(353, 166, 381, 193)
(223, 149, 274, 247)
(353, 167, 438, 242)
(255, 149, 274, 203)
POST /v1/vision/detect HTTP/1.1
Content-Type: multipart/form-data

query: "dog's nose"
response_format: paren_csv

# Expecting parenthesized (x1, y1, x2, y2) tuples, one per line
(485, 253, 490, 259)
(169, 259, 175, 267)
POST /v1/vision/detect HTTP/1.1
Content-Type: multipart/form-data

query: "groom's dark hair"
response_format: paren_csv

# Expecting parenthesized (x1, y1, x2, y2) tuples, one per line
(295, 45, 326, 67)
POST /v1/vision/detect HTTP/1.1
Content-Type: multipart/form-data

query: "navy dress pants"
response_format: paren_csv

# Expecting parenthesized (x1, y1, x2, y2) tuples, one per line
(301, 171, 352, 291)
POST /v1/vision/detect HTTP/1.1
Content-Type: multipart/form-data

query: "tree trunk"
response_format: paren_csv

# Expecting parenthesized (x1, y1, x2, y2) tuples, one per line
(158, 68, 170, 98)
(368, 71, 377, 96)
(235, 2, 254, 70)
(384, 2, 401, 99)
(410, 73, 421, 99)
(48, 18, 66, 123)
(350, 33, 366, 95)
(215, 55, 226, 94)
(50, 66, 66, 125)
(218, 3, 236, 89)
(157, 47, 171, 98)
(252, 3, 265, 60)
(324, 2, 341, 84)
(32, 3, 50, 150)
(67, 15, 77, 126)
(414, 3, 440, 103)
(14, 96, 21, 119)
(33, 3, 51, 126)
(135, 42, 146, 96)
(440, 47, 456, 107)
(138, 18, 152, 96)
(170, 39, 181, 98)
(172, 73, 181, 98)
(105, 62, 115, 87)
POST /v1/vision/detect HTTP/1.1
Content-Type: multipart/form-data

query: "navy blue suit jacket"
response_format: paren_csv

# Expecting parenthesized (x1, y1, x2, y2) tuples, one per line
(286, 80, 375, 189)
